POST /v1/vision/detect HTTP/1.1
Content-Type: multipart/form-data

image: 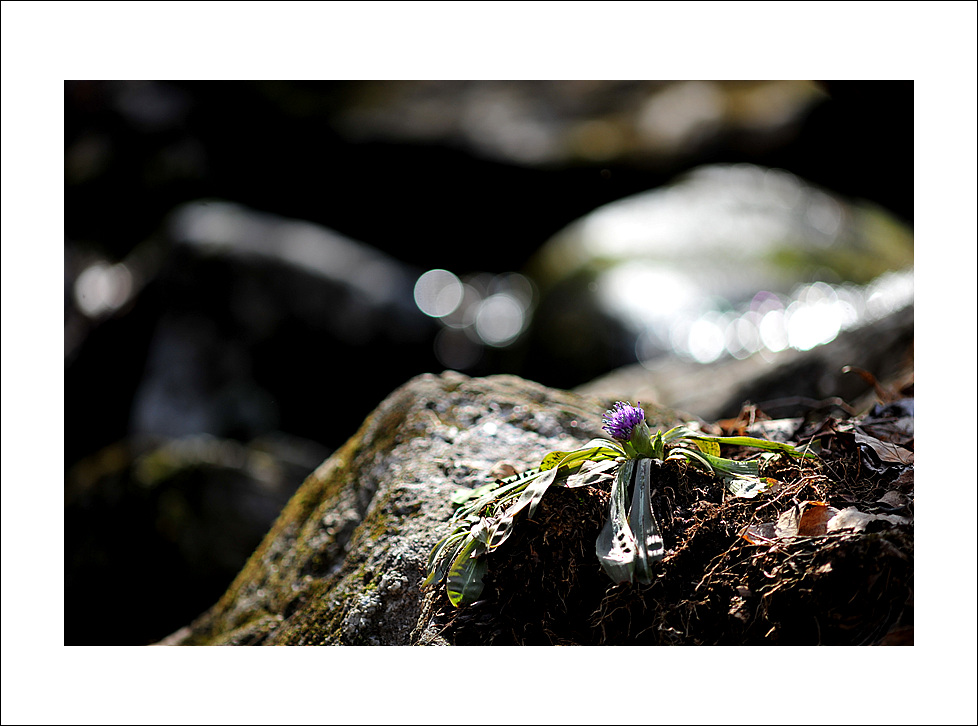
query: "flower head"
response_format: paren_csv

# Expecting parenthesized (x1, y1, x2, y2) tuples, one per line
(602, 401, 647, 441)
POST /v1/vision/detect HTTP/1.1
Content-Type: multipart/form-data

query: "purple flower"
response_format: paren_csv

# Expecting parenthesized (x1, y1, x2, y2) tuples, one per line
(602, 401, 646, 441)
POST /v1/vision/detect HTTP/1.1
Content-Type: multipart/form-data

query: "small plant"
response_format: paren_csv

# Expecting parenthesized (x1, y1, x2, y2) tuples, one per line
(424, 402, 815, 606)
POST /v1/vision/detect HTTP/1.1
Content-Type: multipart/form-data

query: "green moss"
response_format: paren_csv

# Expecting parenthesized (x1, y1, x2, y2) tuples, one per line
(268, 555, 383, 645)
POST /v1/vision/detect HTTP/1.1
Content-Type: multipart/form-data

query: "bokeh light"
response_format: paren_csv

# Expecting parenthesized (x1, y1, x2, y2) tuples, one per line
(413, 268, 463, 318)
(414, 268, 535, 368)
(686, 312, 727, 363)
(635, 269, 913, 367)
(74, 262, 134, 318)
(475, 292, 524, 347)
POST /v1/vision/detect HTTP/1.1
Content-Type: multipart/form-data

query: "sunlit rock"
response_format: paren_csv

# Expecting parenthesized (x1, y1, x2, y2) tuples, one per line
(126, 200, 435, 441)
(522, 164, 913, 387)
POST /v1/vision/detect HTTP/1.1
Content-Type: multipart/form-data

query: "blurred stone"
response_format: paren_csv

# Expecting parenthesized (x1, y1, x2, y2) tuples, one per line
(334, 81, 827, 167)
(578, 303, 913, 421)
(533, 163, 912, 285)
(130, 201, 436, 441)
(520, 163, 913, 389)
(66, 200, 439, 464)
(65, 432, 330, 644)
(64, 201, 443, 643)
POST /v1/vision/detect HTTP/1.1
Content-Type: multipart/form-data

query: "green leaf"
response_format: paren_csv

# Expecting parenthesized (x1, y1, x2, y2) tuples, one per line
(540, 441, 623, 473)
(667, 448, 774, 499)
(574, 437, 627, 455)
(564, 458, 620, 488)
(451, 481, 504, 506)
(714, 436, 815, 458)
(596, 460, 638, 584)
(695, 438, 721, 457)
(485, 442, 626, 551)
(486, 467, 559, 549)
(659, 425, 816, 461)
(627, 457, 665, 584)
(669, 448, 760, 479)
(684, 432, 815, 458)
(423, 530, 469, 588)
(521, 466, 562, 518)
(539, 450, 574, 471)
(651, 430, 665, 459)
(661, 425, 695, 443)
(453, 476, 533, 522)
(426, 529, 457, 571)
(446, 537, 489, 606)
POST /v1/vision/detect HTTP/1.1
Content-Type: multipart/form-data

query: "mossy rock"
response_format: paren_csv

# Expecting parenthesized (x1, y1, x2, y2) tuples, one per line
(161, 371, 672, 645)
(161, 371, 912, 645)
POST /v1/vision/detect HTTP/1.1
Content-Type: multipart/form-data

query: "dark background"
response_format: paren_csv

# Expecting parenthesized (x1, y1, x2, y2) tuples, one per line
(65, 80, 913, 462)
(66, 81, 912, 271)
(64, 80, 913, 644)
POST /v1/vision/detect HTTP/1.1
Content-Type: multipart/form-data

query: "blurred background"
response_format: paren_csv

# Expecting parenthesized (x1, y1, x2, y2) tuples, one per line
(64, 80, 913, 644)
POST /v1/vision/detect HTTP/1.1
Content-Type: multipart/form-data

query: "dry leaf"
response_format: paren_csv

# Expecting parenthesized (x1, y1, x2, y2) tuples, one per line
(860, 418, 914, 446)
(742, 497, 911, 544)
(853, 431, 914, 465)
(741, 522, 778, 544)
(890, 468, 914, 493)
(827, 506, 911, 533)
(877, 490, 907, 508)
(745, 418, 803, 444)
(487, 461, 519, 479)
(775, 501, 840, 537)
(826, 507, 876, 532)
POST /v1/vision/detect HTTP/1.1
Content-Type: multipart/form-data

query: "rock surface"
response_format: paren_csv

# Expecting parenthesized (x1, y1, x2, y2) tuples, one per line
(162, 372, 679, 645)
(520, 163, 913, 389)
(163, 370, 913, 646)
(577, 303, 914, 421)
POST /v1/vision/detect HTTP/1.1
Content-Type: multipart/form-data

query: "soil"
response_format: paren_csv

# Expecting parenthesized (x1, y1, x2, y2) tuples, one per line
(418, 400, 914, 646)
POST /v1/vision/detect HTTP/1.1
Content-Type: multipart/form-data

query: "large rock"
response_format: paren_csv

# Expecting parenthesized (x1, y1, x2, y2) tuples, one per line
(520, 163, 913, 389)
(65, 201, 438, 468)
(162, 370, 912, 646)
(333, 81, 826, 167)
(161, 371, 667, 645)
(578, 303, 914, 421)
(64, 201, 441, 644)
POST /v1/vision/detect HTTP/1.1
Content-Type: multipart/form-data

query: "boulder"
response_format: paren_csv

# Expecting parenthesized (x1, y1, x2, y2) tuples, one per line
(577, 303, 914, 421)
(161, 371, 677, 645)
(162, 370, 912, 646)
(65, 201, 438, 468)
(520, 163, 913, 389)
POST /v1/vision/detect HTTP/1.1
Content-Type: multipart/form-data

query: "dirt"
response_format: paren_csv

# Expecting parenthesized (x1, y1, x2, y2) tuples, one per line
(419, 403, 914, 646)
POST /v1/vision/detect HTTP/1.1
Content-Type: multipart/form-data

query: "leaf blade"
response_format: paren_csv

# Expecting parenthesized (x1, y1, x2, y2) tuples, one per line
(445, 537, 489, 606)
(595, 460, 638, 584)
(627, 457, 665, 584)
